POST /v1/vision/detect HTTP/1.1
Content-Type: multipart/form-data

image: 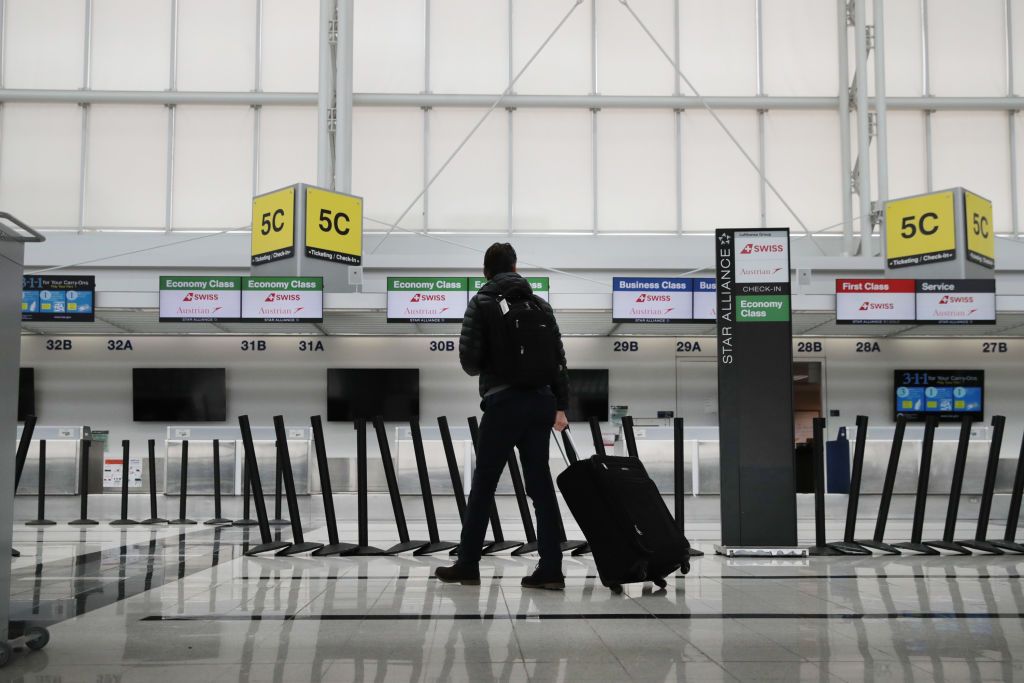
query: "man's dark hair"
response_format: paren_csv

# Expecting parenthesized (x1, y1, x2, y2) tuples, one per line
(483, 242, 517, 280)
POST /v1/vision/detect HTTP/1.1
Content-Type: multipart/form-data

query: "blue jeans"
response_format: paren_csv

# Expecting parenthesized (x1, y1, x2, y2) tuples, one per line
(458, 388, 562, 573)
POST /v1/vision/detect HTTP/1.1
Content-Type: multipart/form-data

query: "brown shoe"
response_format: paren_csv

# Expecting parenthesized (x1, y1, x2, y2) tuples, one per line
(435, 564, 481, 586)
(521, 567, 564, 591)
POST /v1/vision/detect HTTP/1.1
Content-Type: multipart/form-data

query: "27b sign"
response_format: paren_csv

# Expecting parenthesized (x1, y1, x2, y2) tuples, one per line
(305, 187, 363, 265)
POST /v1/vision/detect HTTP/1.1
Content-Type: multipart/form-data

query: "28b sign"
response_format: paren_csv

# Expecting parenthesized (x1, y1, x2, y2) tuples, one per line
(306, 187, 362, 265)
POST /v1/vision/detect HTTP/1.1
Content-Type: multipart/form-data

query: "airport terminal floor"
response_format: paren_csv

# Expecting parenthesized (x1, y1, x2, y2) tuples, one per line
(6, 520, 1024, 683)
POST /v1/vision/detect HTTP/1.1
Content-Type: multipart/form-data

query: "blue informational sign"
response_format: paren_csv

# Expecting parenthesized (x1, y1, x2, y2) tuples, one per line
(692, 278, 717, 321)
(894, 370, 983, 421)
(611, 277, 694, 323)
(22, 275, 96, 322)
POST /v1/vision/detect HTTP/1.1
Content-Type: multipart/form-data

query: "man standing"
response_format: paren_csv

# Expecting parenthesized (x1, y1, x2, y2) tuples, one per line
(436, 243, 571, 590)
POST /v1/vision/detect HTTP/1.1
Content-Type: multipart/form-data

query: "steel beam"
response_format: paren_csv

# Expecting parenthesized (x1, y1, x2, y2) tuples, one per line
(1007, 0, 1019, 238)
(317, 0, 334, 186)
(853, 0, 873, 258)
(334, 0, 353, 193)
(872, 0, 889, 209)
(837, 0, 854, 256)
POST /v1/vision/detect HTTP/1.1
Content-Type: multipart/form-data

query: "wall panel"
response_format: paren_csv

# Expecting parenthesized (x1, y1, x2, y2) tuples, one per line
(597, 109, 675, 232)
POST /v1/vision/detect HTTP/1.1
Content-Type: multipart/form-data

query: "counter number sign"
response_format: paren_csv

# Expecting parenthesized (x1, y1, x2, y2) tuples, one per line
(964, 190, 994, 268)
(884, 190, 956, 268)
(251, 187, 295, 265)
(305, 187, 363, 265)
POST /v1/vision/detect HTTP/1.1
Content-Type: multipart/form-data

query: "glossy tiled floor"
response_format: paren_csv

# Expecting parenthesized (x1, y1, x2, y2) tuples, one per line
(5, 523, 1024, 682)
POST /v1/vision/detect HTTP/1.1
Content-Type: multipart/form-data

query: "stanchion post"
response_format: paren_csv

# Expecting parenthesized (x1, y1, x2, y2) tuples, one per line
(924, 415, 974, 554)
(111, 440, 138, 525)
(340, 418, 387, 556)
(140, 439, 167, 524)
(856, 414, 905, 554)
(238, 415, 291, 555)
(589, 417, 607, 457)
(26, 440, 55, 526)
(368, 416, 426, 554)
(621, 416, 640, 459)
(233, 454, 258, 526)
(410, 419, 458, 556)
(14, 415, 37, 493)
(468, 416, 523, 555)
(170, 440, 197, 524)
(959, 415, 1007, 554)
(673, 417, 703, 557)
(893, 416, 941, 555)
(825, 416, 871, 555)
(270, 441, 289, 526)
(69, 439, 98, 525)
(205, 439, 232, 525)
(808, 418, 843, 556)
(993, 426, 1024, 553)
(509, 448, 540, 557)
(310, 415, 358, 556)
(271, 415, 322, 556)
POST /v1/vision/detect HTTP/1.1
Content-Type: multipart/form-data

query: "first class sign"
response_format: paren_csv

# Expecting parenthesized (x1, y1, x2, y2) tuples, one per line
(612, 278, 693, 323)
(835, 279, 916, 324)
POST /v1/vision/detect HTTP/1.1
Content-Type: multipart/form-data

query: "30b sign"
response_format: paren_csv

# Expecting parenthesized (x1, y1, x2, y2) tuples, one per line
(305, 187, 363, 265)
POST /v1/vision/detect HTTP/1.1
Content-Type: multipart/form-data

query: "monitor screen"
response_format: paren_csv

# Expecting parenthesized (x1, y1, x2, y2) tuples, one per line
(132, 368, 227, 422)
(567, 369, 609, 422)
(894, 370, 984, 422)
(327, 369, 420, 421)
(18, 368, 34, 422)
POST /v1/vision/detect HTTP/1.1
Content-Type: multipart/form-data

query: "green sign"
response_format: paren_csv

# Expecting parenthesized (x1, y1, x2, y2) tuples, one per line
(159, 276, 241, 290)
(387, 277, 468, 292)
(242, 276, 323, 291)
(469, 276, 549, 292)
(736, 295, 790, 322)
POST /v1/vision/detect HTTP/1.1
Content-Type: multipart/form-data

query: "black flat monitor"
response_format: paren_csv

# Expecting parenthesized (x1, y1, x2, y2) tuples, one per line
(894, 370, 984, 422)
(567, 369, 609, 422)
(18, 368, 34, 422)
(133, 368, 227, 422)
(327, 369, 420, 421)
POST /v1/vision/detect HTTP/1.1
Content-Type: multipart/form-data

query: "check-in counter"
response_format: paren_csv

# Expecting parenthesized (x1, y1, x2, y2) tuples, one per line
(395, 425, 472, 495)
(14, 426, 90, 495)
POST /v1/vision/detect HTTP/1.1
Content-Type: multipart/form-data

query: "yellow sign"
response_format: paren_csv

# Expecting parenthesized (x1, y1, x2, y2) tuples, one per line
(251, 187, 295, 265)
(884, 190, 957, 268)
(305, 187, 363, 265)
(964, 190, 994, 268)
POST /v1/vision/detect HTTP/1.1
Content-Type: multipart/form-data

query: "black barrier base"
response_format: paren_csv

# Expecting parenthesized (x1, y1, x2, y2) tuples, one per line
(825, 541, 873, 556)
(388, 541, 430, 554)
(204, 518, 232, 526)
(140, 518, 168, 525)
(244, 541, 293, 556)
(923, 540, 972, 555)
(340, 546, 389, 556)
(893, 542, 941, 555)
(687, 547, 705, 557)
(11, 549, 19, 557)
(232, 519, 259, 527)
(414, 541, 459, 556)
(807, 545, 846, 556)
(571, 543, 592, 556)
(311, 542, 361, 557)
(854, 539, 902, 555)
(560, 540, 588, 553)
(110, 519, 139, 526)
(956, 539, 1005, 555)
(69, 519, 98, 525)
(276, 542, 324, 557)
(169, 518, 198, 525)
(269, 518, 290, 527)
(989, 540, 1024, 554)
(511, 542, 539, 556)
(25, 519, 56, 526)
(483, 540, 524, 555)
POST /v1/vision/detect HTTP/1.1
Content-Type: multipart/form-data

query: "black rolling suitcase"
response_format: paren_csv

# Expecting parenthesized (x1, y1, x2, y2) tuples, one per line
(556, 437, 690, 593)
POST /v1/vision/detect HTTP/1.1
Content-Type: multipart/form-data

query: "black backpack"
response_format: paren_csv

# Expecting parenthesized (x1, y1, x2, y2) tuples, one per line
(487, 291, 561, 389)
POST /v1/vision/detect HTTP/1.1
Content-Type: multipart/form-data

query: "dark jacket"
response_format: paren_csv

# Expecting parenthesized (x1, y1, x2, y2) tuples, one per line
(459, 272, 570, 410)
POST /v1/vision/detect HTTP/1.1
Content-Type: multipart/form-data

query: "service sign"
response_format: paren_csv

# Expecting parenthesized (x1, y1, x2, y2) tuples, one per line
(159, 277, 242, 322)
(692, 278, 717, 321)
(915, 279, 996, 325)
(733, 230, 789, 283)
(469, 276, 550, 301)
(884, 190, 957, 268)
(241, 277, 324, 323)
(612, 278, 693, 323)
(387, 277, 468, 323)
(22, 275, 95, 322)
(964, 190, 994, 268)
(835, 278, 916, 324)
(251, 186, 295, 265)
(304, 187, 363, 265)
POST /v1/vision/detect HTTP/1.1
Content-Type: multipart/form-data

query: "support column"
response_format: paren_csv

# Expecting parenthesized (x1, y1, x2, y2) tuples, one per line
(317, 0, 335, 187)
(853, 0, 874, 258)
(334, 0, 354, 194)
(837, 0, 854, 256)
(872, 0, 890, 214)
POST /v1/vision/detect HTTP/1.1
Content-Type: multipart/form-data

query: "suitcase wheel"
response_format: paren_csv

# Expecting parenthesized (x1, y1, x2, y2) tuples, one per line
(653, 578, 667, 590)
(609, 584, 624, 595)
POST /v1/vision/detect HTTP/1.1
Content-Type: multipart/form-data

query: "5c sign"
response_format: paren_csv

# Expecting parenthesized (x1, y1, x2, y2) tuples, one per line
(305, 187, 363, 265)
(884, 190, 956, 269)
(251, 187, 295, 265)
(964, 190, 994, 269)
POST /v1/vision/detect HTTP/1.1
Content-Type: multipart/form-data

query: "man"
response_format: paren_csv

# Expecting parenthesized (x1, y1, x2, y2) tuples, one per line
(435, 243, 571, 590)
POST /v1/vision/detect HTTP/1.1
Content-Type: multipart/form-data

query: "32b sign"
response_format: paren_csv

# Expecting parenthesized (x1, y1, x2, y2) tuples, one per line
(306, 187, 363, 265)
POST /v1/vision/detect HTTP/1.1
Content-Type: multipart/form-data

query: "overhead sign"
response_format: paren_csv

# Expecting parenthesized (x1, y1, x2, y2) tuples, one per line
(251, 186, 295, 265)
(242, 277, 324, 323)
(387, 277, 469, 323)
(304, 187, 363, 265)
(733, 230, 790, 283)
(835, 278, 916, 324)
(915, 279, 995, 325)
(22, 275, 95, 322)
(884, 190, 957, 268)
(469, 276, 550, 302)
(692, 278, 717, 321)
(159, 277, 242, 322)
(964, 190, 994, 269)
(612, 278, 693, 323)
